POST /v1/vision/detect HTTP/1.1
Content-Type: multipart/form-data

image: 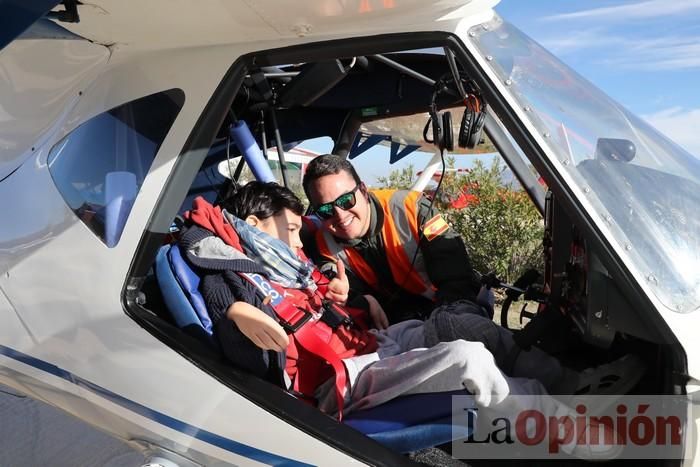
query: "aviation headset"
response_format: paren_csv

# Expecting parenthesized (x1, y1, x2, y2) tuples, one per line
(424, 102, 454, 152)
(459, 93, 486, 149)
(424, 77, 486, 151)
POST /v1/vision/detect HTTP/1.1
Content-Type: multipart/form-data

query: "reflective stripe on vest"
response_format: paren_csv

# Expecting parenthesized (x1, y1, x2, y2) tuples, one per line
(316, 189, 436, 301)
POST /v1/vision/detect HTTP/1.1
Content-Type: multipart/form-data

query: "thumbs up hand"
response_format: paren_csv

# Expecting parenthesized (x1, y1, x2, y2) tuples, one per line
(324, 259, 349, 305)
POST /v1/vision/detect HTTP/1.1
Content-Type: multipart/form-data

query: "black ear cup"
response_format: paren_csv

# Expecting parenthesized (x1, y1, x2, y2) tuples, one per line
(467, 110, 486, 149)
(458, 107, 473, 149)
(430, 109, 443, 149)
(458, 96, 487, 149)
(442, 111, 454, 151)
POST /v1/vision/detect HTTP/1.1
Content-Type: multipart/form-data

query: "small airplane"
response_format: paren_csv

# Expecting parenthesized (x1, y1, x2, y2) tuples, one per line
(1, 1, 699, 465)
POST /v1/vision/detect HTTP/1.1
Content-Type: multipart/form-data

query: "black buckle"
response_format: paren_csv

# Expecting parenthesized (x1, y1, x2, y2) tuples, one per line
(280, 302, 354, 332)
(320, 300, 354, 329)
(279, 307, 314, 333)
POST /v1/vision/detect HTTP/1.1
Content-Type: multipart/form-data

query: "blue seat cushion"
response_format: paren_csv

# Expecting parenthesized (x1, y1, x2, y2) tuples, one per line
(155, 245, 216, 346)
(167, 244, 212, 333)
(345, 390, 476, 453)
(368, 414, 468, 453)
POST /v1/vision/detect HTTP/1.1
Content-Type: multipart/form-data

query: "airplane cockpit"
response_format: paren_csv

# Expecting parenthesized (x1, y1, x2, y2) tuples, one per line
(2, 3, 695, 465)
(125, 36, 681, 464)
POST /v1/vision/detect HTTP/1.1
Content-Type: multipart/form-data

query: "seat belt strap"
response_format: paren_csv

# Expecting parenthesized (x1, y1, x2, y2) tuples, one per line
(293, 323, 348, 420)
(238, 271, 348, 419)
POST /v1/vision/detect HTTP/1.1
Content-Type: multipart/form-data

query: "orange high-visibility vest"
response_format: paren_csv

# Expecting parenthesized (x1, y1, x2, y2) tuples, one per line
(316, 189, 436, 300)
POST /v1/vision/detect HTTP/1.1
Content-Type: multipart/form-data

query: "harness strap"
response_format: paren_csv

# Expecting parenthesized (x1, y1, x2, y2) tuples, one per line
(292, 322, 348, 421)
(238, 271, 349, 419)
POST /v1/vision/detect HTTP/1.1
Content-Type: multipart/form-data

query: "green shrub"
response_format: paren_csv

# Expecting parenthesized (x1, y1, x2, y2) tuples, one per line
(378, 157, 544, 283)
(376, 165, 416, 190)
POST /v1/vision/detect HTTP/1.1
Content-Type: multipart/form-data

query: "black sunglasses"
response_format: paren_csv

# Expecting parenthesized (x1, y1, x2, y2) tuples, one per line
(314, 184, 361, 220)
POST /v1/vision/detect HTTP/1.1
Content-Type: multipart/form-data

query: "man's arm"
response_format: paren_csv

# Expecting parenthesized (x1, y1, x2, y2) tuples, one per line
(417, 196, 482, 303)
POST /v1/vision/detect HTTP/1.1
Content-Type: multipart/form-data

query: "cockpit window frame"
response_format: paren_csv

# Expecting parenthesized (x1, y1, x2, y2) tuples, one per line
(122, 26, 687, 463)
(123, 31, 463, 466)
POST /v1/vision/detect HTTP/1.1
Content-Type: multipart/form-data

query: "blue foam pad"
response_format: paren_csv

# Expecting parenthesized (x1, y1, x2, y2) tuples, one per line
(155, 245, 215, 346)
(345, 390, 468, 433)
(368, 414, 473, 453)
(344, 390, 476, 453)
(167, 244, 212, 334)
(156, 246, 199, 329)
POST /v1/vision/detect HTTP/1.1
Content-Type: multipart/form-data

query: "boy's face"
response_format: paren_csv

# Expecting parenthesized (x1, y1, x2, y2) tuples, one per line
(252, 208, 303, 254)
(307, 170, 371, 241)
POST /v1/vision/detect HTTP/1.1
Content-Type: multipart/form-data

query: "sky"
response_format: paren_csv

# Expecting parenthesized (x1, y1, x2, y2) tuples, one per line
(500, 0, 700, 153)
(307, 0, 700, 185)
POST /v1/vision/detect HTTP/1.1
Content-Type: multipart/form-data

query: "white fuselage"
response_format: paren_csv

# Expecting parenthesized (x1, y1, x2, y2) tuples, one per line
(1, 1, 699, 465)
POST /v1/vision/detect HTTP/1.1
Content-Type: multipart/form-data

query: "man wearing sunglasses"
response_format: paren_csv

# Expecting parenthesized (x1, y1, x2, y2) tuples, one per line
(303, 154, 484, 327)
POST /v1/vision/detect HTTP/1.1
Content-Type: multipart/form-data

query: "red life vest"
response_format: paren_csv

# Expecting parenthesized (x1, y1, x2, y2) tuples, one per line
(238, 264, 377, 421)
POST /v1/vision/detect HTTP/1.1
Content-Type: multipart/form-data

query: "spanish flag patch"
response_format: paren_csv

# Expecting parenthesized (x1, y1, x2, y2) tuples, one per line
(422, 214, 449, 241)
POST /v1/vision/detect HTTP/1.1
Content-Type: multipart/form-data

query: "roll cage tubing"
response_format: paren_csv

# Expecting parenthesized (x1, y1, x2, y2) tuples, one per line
(121, 30, 687, 464)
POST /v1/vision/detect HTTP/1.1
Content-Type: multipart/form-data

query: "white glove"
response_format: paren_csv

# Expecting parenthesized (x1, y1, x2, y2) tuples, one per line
(461, 341, 510, 407)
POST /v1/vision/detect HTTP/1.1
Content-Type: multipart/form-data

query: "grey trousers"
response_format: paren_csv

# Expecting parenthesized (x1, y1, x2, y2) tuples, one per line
(316, 304, 574, 415)
(423, 300, 575, 392)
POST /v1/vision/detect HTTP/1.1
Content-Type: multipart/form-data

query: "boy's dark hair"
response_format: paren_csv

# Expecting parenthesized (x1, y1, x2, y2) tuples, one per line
(302, 154, 362, 199)
(220, 181, 304, 220)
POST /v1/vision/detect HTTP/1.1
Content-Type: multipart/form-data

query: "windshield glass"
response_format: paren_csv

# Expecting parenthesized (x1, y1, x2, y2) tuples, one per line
(471, 17, 700, 313)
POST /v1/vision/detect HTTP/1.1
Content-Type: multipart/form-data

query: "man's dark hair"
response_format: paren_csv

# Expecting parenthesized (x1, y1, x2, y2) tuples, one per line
(302, 154, 362, 199)
(220, 181, 304, 220)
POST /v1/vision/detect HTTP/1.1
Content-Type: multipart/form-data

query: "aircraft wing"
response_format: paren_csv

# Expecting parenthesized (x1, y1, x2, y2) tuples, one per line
(358, 109, 496, 160)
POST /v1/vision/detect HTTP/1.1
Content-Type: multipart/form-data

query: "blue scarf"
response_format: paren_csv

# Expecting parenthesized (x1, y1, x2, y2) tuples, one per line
(223, 210, 316, 291)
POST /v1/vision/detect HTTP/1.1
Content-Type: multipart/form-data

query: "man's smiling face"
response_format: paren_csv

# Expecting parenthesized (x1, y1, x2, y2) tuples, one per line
(308, 170, 371, 241)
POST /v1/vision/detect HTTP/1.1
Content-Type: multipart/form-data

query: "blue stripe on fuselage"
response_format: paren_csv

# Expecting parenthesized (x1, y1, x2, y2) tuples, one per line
(0, 344, 314, 467)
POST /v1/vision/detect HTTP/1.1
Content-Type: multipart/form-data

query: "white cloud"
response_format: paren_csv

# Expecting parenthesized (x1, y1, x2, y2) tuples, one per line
(616, 35, 700, 70)
(542, 0, 700, 22)
(539, 29, 614, 54)
(642, 107, 700, 157)
(540, 32, 700, 71)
